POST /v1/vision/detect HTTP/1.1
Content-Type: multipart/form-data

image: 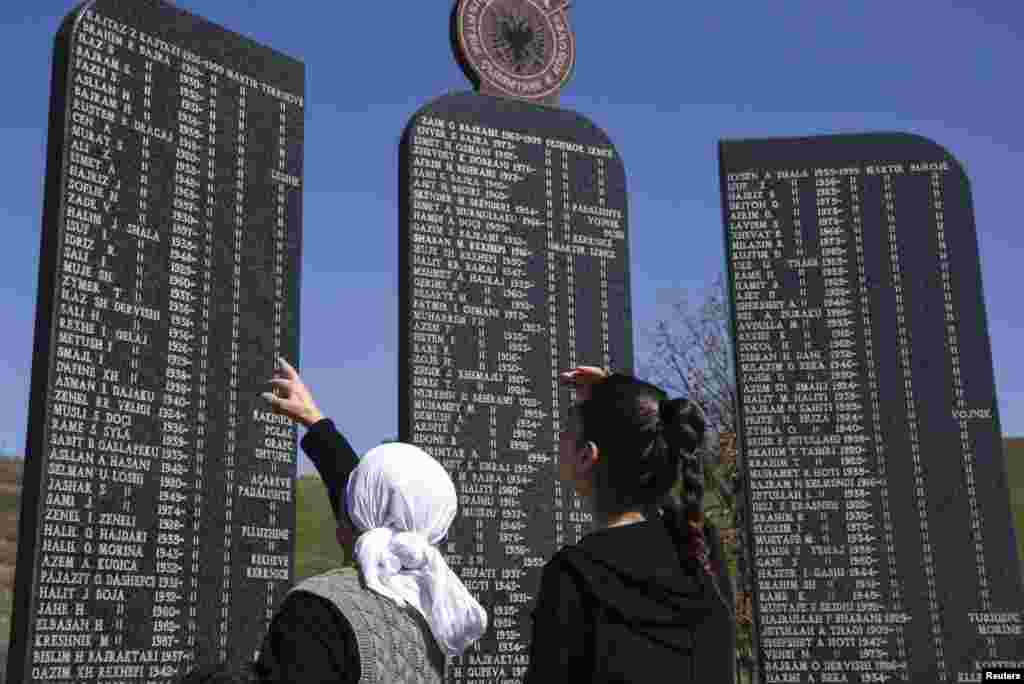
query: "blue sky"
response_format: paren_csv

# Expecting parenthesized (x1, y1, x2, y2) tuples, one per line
(1, 2, 1021, 476)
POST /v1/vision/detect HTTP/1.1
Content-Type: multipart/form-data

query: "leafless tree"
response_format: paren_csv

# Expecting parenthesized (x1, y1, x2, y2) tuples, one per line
(638, 273, 759, 681)
(639, 273, 741, 514)
(639, 274, 737, 438)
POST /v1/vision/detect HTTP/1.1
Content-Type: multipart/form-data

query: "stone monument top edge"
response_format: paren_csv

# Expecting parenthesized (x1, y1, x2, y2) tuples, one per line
(63, 0, 306, 70)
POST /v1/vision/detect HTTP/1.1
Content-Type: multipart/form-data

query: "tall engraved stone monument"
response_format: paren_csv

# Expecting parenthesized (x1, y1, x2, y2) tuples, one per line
(10, 1, 304, 682)
(720, 134, 1024, 682)
(399, 1, 632, 680)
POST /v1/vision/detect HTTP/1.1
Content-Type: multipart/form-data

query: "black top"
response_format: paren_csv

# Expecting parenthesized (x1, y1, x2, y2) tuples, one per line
(523, 516, 737, 684)
(256, 421, 736, 683)
(254, 419, 362, 684)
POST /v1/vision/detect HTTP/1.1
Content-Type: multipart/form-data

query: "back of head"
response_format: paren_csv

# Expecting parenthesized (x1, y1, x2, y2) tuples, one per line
(578, 374, 732, 616)
(346, 442, 458, 540)
(579, 374, 707, 524)
(343, 442, 488, 657)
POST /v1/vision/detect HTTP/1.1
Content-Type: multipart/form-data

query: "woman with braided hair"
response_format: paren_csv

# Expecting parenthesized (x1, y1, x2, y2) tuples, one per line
(523, 366, 736, 683)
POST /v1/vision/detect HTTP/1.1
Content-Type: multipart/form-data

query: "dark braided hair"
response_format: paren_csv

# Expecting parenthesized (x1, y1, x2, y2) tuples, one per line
(575, 374, 714, 575)
(659, 397, 718, 578)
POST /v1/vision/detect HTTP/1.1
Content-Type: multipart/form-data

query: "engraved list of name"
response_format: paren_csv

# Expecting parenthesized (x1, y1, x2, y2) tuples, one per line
(399, 92, 632, 683)
(13, 2, 304, 683)
(720, 134, 1023, 684)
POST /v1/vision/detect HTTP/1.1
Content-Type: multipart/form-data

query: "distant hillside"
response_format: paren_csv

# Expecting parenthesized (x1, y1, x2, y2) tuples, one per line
(1005, 438, 1024, 568)
(0, 461, 18, 644)
(294, 475, 351, 579)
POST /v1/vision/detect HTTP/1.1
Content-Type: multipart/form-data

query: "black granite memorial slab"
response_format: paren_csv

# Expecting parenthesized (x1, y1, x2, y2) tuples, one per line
(11, 1, 304, 682)
(720, 133, 1024, 682)
(399, 91, 631, 681)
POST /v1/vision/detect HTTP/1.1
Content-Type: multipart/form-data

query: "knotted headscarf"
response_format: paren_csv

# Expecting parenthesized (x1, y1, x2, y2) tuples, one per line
(346, 442, 488, 656)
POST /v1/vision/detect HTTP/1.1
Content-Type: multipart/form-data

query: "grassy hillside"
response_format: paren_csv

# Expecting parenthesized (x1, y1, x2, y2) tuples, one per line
(0, 461, 19, 642)
(1005, 438, 1024, 569)
(294, 474, 352, 580)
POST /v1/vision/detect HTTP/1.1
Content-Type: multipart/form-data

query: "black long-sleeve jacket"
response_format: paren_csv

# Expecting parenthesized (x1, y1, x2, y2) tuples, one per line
(254, 419, 362, 684)
(523, 516, 737, 683)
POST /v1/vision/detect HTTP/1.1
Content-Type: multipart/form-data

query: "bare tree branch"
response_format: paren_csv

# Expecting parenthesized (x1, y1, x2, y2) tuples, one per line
(637, 273, 757, 662)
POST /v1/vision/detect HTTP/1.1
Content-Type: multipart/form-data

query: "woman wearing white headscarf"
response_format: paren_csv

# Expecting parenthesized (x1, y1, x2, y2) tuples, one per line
(255, 359, 487, 684)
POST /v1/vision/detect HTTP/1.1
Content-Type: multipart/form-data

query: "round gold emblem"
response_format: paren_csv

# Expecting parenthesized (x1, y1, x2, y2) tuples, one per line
(454, 0, 575, 103)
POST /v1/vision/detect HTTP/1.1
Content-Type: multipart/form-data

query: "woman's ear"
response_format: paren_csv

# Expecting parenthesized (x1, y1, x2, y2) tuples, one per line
(578, 441, 600, 476)
(572, 441, 600, 498)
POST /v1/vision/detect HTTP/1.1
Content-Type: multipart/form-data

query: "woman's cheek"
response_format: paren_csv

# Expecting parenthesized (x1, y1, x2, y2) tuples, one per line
(558, 455, 573, 482)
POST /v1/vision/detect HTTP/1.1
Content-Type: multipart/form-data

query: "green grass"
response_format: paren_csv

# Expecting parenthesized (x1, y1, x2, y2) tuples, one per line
(293, 475, 352, 580)
(1005, 438, 1024, 569)
(0, 591, 10, 641)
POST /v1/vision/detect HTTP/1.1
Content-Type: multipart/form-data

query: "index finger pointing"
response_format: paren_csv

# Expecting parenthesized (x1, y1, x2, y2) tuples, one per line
(267, 378, 291, 392)
(276, 357, 299, 380)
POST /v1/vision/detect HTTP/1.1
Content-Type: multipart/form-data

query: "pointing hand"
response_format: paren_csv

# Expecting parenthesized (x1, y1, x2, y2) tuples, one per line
(261, 357, 325, 428)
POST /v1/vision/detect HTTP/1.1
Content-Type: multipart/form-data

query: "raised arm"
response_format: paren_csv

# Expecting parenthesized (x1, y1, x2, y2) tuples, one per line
(261, 357, 359, 510)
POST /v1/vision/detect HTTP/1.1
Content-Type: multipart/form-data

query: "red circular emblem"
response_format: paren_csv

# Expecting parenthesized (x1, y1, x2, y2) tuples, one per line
(454, 0, 576, 104)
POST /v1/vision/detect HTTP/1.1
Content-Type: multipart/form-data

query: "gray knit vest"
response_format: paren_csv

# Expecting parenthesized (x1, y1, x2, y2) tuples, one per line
(289, 567, 447, 684)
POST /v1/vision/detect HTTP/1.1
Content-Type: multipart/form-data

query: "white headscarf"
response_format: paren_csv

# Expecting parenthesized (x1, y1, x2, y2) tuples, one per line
(346, 442, 488, 657)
